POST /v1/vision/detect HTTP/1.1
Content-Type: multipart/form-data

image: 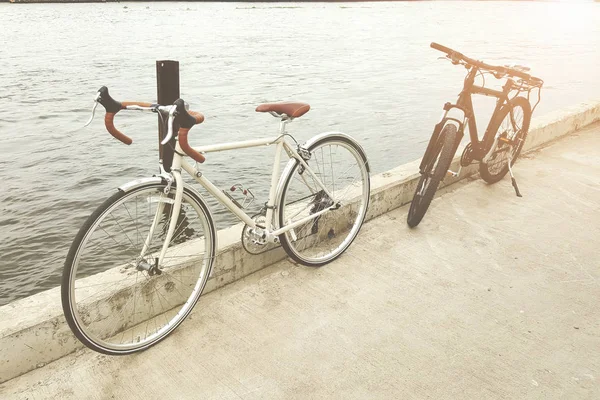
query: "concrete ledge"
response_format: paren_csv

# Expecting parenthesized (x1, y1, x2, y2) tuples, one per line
(523, 100, 600, 152)
(1, 100, 599, 383)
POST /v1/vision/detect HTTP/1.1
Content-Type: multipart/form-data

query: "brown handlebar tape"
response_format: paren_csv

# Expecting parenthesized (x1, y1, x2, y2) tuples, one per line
(104, 104, 204, 149)
(178, 128, 206, 163)
(105, 113, 132, 145)
(187, 110, 205, 125)
(103, 102, 152, 145)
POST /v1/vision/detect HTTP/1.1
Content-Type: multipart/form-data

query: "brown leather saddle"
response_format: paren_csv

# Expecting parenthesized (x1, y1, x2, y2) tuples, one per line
(255, 102, 310, 119)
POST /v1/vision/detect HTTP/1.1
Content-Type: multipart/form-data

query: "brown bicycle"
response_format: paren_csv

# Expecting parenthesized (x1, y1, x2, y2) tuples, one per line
(407, 42, 543, 228)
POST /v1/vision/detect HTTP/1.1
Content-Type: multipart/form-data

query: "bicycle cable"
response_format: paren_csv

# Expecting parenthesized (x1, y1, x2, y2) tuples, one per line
(157, 108, 166, 134)
(531, 86, 542, 114)
(477, 68, 486, 89)
(274, 133, 300, 147)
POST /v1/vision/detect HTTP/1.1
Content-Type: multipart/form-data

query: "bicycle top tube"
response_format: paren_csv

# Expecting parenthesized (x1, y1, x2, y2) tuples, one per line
(430, 42, 544, 87)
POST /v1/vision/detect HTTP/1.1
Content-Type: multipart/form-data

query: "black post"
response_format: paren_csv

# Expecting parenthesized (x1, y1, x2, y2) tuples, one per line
(156, 60, 180, 172)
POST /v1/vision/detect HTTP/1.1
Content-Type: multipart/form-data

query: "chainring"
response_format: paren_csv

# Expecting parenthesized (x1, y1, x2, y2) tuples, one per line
(241, 214, 281, 255)
(460, 142, 476, 167)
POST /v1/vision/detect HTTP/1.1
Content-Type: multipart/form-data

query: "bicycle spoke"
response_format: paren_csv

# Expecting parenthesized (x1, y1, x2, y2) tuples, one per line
(108, 210, 137, 250)
(65, 184, 214, 353)
(279, 139, 369, 265)
(487, 103, 526, 176)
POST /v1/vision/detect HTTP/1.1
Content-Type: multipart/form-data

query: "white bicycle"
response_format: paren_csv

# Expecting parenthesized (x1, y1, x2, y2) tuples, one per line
(61, 87, 370, 355)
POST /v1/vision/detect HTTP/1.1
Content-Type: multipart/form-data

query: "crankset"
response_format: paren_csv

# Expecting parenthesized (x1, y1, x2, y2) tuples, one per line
(241, 213, 281, 255)
(460, 142, 476, 167)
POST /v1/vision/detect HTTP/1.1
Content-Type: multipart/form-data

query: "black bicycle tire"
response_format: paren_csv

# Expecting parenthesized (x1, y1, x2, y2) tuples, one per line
(61, 183, 216, 355)
(277, 134, 370, 267)
(407, 124, 459, 228)
(479, 97, 532, 184)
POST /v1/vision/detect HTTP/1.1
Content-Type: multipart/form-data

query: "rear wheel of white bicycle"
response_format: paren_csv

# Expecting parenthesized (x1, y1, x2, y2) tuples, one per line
(61, 182, 216, 355)
(278, 135, 370, 267)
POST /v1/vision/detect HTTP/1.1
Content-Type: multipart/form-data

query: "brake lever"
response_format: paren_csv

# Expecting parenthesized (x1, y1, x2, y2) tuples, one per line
(83, 92, 101, 128)
(160, 105, 177, 145)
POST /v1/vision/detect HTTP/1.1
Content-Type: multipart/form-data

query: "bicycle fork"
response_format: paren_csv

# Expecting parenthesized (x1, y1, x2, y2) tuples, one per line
(158, 170, 185, 266)
(426, 105, 467, 180)
(136, 170, 184, 275)
(137, 200, 166, 275)
(445, 126, 465, 179)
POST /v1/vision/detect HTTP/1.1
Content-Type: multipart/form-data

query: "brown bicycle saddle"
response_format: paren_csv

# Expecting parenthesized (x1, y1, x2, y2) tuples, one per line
(256, 102, 310, 119)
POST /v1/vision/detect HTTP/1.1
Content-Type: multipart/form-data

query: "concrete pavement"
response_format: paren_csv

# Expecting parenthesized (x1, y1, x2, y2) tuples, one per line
(1, 123, 599, 399)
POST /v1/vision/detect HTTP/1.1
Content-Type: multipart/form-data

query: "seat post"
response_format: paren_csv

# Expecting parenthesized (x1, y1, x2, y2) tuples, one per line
(279, 118, 292, 135)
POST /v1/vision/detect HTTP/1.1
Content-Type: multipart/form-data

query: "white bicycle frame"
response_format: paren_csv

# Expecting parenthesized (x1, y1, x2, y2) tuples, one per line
(154, 119, 337, 265)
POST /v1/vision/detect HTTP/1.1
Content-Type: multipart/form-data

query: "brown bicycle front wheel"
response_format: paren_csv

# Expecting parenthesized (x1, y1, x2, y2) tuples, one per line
(407, 124, 459, 228)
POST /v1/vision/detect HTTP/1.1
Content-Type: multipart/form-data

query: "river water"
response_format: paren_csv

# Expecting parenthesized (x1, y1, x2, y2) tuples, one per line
(1, 1, 599, 306)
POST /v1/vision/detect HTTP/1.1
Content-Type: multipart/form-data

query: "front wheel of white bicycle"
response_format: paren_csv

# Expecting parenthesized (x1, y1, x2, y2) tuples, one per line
(277, 134, 370, 267)
(61, 182, 216, 355)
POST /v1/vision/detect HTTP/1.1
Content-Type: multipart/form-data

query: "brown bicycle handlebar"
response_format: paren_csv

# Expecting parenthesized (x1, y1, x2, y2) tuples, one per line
(178, 127, 206, 163)
(105, 106, 205, 160)
(430, 42, 541, 83)
(97, 88, 206, 161)
(172, 99, 205, 163)
(185, 110, 205, 126)
(104, 101, 155, 145)
(104, 112, 132, 145)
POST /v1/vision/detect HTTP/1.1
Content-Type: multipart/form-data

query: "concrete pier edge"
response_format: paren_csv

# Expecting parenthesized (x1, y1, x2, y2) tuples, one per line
(1, 100, 599, 384)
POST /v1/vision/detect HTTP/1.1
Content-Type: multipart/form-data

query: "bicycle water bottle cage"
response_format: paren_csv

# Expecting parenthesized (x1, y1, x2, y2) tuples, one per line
(229, 184, 255, 209)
